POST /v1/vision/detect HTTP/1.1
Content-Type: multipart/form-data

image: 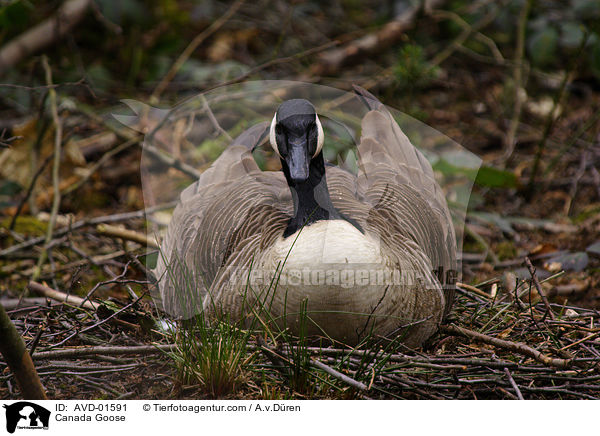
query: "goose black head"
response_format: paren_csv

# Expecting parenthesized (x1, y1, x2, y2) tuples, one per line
(269, 99, 324, 184)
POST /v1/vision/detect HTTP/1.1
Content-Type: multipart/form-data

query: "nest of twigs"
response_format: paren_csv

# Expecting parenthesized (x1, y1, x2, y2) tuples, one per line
(1, 271, 599, 399)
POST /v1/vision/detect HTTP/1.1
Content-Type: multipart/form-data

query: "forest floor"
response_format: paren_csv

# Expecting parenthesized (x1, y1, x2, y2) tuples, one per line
(1, 1, 599, 399)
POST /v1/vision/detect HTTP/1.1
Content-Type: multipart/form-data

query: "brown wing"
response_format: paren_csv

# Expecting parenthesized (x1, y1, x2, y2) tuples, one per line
(153, 124, 292, 318)
(327, 90, 457, 318)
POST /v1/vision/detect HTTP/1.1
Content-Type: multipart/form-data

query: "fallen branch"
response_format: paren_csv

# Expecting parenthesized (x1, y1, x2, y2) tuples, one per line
(27, 281, 99, 310)
(31, 344, 176, 360)
(96, 223, 159, 248)
(310, 0, 445, 76)
(0, 0, 92, 75)
(441, 324, 572, 369)
(0, 303, 47, 399)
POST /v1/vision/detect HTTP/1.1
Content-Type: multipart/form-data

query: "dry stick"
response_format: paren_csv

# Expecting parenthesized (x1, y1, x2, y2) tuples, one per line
(27, 281, 98, 310)
(524, 257, 555, 321)
(309, 358, 368, 391)
(560, 331, 600, 351)
(142, 142, 202, 179)
(502, 0, 531, 163)
(457, 281, 492, 299)
(566, 151, 588, 215)
(32, 57, 63, 282)
(433, 9, 503, 62)
(0, 304, 47, 399)
(96, 223, 159, 249)
(31, 344, 176, 360)
(151, 0, 245, 103)
(429, 8, 499, 68)
(441, 324, 572, 369)
(503, 367, 524, 400)
(0, 0, 92, 75)
(200, 95, 232, 141)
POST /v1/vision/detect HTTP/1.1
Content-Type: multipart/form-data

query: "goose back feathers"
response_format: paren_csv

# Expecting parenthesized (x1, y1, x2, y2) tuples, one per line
(153, 87, 456, 347)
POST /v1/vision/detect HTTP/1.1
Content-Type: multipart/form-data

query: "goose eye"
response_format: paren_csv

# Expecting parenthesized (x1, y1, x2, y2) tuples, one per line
(275, 124, 283, 135)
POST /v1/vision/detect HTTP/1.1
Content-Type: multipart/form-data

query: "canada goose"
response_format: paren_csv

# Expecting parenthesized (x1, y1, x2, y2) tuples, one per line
(153, 86, 456, 347)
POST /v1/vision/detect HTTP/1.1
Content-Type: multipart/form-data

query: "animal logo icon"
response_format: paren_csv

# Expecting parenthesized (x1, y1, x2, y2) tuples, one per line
(2, 402, 50, 433)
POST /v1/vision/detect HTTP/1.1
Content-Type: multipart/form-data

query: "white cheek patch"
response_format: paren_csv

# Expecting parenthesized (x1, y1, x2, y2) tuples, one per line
(314, 114, 324, 157)
(269, 113, 280, 157)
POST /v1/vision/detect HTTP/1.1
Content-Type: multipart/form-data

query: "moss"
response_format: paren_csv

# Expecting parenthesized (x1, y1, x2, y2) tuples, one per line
(496, 241, 518, 260)
(0, 216, 48, 236)
(573, 203, 600, 224)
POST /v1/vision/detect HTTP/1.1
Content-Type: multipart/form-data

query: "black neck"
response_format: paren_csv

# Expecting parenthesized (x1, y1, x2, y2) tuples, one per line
(282, 152, 341, 237)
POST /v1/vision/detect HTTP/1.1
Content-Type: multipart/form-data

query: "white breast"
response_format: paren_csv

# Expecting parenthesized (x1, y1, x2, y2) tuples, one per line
(253, 220, 402, 340)
(270, 220, 383, 266)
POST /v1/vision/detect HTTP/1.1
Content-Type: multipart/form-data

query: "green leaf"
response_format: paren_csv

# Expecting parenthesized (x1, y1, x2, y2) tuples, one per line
(0, 179, 22, 196)
(528, 27, 559, 66)
(474, 166, 518, 188)
(432, 159, 516, 188)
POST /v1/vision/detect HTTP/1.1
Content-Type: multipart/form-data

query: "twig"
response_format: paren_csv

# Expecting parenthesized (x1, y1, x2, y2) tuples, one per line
(432, 10, 504, 62)
(27, 281, 99, 310)
(143, 142, 202, 179)
(51, 291, 148, 348)
(429, 8, 499, 67)
(565, 150, 588, 215)
(96, 223, 159, 248)
(560, 331, 600, 351)
(457, 281, 492, 299)
(503, 367, 524, 400)
(441, 324, 572, 369)
(310, 358, 368, 391)
(151, 0, 245, 102)
(31, 344, 176, 360)
(200, 95, 232, 141)
(524, 257, 555, 321)
(32, 56, 63, 282)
